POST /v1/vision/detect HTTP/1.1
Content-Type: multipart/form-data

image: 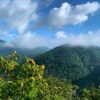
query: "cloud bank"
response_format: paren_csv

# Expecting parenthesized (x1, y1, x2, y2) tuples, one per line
(54, 30, 100, 47)
(4, 29, 100, 49)
(5, 32, 49, 49)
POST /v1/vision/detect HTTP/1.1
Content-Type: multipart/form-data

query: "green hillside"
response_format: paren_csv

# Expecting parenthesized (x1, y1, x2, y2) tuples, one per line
(35, 45, 100, 85)
(74, 64, 100, 88)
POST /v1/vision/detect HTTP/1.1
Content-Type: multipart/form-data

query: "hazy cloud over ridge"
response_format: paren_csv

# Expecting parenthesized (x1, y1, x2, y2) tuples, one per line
(54, 30, 100, 47)
(4, 30, 100, 49)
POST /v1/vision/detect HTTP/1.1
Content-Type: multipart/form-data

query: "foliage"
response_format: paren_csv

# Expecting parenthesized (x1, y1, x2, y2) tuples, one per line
(78, 85, 100, 100)
(0, 51, 77, 100)
(46, 76, 79, 100)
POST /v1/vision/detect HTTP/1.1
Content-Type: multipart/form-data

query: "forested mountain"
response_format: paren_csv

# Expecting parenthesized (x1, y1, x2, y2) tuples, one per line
(35, 44, 100, 86)
(0, 46, 49, 57)
(0, 39, 49, 57)
(0, 39, 6, 46)
(74, 64, 100, 87)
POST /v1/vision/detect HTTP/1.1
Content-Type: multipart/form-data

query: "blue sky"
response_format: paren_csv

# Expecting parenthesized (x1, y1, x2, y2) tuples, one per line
(0, 0, 100, 48)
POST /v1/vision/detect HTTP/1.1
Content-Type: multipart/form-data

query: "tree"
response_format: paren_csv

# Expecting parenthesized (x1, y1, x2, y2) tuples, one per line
(0, 51, 78, 100)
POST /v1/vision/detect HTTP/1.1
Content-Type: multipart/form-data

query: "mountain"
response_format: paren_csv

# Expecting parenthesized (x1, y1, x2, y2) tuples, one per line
(0, 46, 49, 57)
(35, 44, 100, 86)
(74, 64, 100, 88)
(0, 39, 5, 43)
(0, 39, 6, 46)
(0, 39, 49, 57)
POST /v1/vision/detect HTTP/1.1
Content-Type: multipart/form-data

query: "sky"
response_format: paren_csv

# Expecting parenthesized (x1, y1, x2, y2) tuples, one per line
(0, 0, 100, 49)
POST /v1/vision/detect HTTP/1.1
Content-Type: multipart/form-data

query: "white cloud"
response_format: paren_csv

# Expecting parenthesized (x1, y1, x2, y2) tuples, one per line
(48, 2, 100, 28)
(0, 0, 99, 49)
(4, 30, 100, 49)
(56, 31, 67, 38)
(0, 0, 38, 33)
(5, 32, 49, 49)
(54, 30, 100, 47)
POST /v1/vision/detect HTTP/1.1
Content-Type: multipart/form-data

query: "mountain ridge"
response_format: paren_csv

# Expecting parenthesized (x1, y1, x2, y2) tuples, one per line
(0, 46, 50, 57)
(35, 44, 100, 87)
